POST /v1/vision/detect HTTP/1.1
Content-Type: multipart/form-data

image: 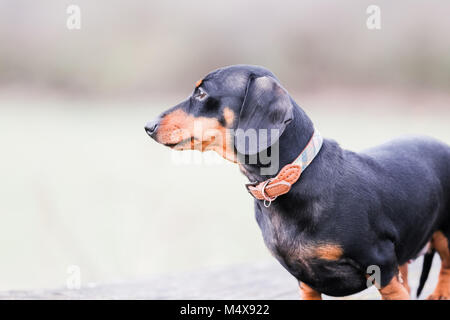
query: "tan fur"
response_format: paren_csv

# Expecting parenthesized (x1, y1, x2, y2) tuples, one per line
(300, 282, 322, 300)
(427, 231, 450, 300)
(156, 109, 237, 162)
(293, 242, 343, 263)
(378, 275, 410, 300)
(223, 107, 235, 127)
(398, 263, 411, 294)
(276, 242, 344, 276)
(314, 244, 343, 261)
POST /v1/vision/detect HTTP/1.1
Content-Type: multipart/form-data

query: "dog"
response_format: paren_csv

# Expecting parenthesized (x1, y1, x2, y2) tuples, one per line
(145, 65, 450, 300)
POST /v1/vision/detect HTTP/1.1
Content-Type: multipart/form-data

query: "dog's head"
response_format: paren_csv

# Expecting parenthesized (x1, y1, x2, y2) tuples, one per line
(145, 65, 294, 162)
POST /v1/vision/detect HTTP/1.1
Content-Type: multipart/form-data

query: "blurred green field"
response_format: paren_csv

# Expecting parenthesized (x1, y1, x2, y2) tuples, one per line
(0, 88, 449, 291)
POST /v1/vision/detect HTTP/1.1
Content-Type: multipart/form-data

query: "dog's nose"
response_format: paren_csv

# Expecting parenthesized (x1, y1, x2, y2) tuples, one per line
(145, 120, 159, 138)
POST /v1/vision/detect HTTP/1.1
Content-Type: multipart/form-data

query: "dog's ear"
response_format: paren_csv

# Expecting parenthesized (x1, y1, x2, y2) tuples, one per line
(235, 76, 294, 155)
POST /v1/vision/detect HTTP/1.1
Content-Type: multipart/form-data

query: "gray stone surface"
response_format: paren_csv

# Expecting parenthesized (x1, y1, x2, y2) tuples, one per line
(0, 257, 440, 300)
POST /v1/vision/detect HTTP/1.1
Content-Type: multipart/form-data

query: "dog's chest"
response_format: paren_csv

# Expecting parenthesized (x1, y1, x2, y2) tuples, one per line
(254, 204, 368, 295)
(255, 203, 343, 276)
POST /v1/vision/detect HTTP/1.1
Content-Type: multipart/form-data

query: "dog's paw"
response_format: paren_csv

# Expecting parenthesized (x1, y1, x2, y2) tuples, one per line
(426, 291, 450, 300)
(427, 268, 450, 300)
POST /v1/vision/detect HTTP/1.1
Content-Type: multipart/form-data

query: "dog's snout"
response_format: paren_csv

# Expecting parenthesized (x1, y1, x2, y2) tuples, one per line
(145, 120, 159, 138)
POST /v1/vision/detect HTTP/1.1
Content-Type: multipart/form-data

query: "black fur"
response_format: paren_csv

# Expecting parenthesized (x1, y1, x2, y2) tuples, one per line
(146, 65, 450, 297)
(417, 249, 436, 297)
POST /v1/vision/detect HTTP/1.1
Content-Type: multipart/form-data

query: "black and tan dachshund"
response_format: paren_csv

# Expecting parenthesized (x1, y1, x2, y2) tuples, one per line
(145, 65, 450, 300)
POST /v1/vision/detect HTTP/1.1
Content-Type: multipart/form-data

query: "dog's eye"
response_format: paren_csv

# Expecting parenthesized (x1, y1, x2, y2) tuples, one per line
(195, 88, 207, 101)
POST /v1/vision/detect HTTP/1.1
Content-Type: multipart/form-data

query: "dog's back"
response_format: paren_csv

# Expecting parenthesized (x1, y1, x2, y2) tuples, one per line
(360, 136, 450, 261)
(362, 135, 450, 202)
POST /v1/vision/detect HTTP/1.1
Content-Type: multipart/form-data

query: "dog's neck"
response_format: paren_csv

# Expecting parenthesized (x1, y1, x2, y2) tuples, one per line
(240, 99, 315, 182)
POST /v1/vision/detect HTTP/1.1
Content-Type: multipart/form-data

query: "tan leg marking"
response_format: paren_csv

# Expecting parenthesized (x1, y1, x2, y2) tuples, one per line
(427, 231, 450, 300)
(399, 263, 411, 295)
(299, 282, 322, 300)
(378, 275, 410, 300)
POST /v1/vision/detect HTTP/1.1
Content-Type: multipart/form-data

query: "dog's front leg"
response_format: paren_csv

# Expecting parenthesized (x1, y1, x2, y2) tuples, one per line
(399, 263, 411, 294)
(427, 231, 450, 300)
(299, 282, 322, 300)
(378, 274, 410, 300)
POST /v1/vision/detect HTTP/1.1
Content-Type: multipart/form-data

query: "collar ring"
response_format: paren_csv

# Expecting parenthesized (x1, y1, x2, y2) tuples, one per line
(261, 179, 277, 207)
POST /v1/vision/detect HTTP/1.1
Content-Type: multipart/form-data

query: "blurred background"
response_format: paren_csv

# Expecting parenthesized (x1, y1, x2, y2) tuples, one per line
(0, 0, 449, 291)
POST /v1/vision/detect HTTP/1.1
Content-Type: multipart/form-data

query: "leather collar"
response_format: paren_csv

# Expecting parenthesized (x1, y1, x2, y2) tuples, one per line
(245, 130, 323, 207)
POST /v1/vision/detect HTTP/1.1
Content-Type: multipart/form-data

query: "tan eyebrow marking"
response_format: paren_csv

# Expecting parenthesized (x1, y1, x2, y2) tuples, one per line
(195, 79, 203, 88)
(223, 107, 235, 127)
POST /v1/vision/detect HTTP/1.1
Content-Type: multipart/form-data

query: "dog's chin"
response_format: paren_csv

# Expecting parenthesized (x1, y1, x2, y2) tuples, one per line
(163, 142, 189, 150)
(162, 136, 216, 151)
(162, 137, 196, 151)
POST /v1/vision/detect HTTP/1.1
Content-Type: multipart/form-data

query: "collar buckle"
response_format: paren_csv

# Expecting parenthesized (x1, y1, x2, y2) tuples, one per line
(245, 181, 259, 194)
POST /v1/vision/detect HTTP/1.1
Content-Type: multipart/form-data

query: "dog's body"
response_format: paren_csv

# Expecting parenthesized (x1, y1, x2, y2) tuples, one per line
(146, 65, 450, 299)
(254, 131, 450, 297)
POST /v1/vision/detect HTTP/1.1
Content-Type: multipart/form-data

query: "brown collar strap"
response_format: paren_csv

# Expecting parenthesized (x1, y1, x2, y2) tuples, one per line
(245, 130, 323, 207)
